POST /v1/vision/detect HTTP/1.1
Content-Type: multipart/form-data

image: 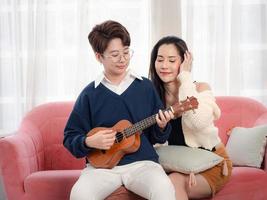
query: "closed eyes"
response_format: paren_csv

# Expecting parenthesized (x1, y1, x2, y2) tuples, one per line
(156, 58, 177, 63)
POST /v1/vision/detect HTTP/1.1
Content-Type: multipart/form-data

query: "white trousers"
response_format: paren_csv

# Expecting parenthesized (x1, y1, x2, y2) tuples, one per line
(70, 160, 176, 200)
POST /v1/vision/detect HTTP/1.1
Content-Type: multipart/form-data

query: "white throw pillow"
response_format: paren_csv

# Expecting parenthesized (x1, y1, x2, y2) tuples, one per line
(226, 125, 267, 168)
(155, 145, 224, 174)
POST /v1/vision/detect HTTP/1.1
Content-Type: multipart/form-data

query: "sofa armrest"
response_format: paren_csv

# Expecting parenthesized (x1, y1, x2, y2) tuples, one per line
(254, 112, 267, 172)
(0, 131, 42, 199)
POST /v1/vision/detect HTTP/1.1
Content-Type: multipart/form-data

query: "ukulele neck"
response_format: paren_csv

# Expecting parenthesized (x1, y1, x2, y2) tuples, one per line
(122, 107, 173, 138)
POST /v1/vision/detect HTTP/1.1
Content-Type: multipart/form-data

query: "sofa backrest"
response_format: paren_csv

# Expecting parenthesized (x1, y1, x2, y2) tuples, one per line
(19, 97, 267, 170)
(215, 96, 267, 144)
(19, 101, 85, 170)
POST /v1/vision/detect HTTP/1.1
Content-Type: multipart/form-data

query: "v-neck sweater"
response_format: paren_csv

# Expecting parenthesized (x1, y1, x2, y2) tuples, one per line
(64, 77, 171, 165)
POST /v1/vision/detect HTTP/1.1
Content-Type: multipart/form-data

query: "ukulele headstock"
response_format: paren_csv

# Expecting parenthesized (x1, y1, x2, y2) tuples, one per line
(171, 96, 198, 115)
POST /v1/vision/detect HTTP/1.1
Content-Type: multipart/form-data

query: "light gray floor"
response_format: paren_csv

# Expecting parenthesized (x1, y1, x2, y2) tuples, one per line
(0, 176, 6, 200)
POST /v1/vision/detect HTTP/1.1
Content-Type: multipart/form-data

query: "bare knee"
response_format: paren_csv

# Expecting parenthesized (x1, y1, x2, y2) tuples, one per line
(187, 175, 212, 199)
(169, 172, 187, 188)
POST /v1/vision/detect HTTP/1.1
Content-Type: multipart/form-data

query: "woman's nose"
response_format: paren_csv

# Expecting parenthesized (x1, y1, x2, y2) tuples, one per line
(160, 61, 168, 69)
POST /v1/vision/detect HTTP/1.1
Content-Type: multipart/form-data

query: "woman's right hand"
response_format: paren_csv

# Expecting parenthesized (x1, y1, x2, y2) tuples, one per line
(180, 51, 193, 72)
(85, 129, 116, 150)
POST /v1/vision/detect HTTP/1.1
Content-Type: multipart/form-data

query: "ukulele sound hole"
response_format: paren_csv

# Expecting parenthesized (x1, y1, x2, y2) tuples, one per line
(115, 132, 124, 143)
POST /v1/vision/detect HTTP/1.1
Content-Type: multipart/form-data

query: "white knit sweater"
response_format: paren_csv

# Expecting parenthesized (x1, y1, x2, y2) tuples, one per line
(178, 71, 221, 150)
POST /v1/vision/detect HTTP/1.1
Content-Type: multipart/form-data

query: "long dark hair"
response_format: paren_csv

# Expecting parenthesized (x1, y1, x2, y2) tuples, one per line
(149, 36, 188, 106)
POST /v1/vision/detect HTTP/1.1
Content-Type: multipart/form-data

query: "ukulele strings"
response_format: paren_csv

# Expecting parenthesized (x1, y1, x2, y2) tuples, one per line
(114, 107, 172, 142)
(113, 98, 194, 142)
(114, 114, 157, 142)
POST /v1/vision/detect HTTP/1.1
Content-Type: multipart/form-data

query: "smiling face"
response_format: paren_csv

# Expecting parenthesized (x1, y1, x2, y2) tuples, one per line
(98, 38, 131, 79)
(155, 44, 182, 83)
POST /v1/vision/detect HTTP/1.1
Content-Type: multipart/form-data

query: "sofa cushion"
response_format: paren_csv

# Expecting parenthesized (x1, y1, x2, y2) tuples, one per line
(226, 125, 267, 168)
(155, 145, 223, 174)
(106, 187, 145, 200)
(24, 170, 80, 200)
(24, 170, 144, 200)
(210, 167, 267, 200)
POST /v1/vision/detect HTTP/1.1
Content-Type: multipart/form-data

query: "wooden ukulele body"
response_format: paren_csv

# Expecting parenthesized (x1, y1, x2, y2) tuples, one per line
(87, 120, 140, 168)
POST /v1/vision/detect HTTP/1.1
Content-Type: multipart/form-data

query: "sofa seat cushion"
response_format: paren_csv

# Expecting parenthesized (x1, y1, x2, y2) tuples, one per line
(106, 187, 145, 200)
(210, 167, 267, 200)
(24, 170, 81, 200)
(24, 170, 144, 200)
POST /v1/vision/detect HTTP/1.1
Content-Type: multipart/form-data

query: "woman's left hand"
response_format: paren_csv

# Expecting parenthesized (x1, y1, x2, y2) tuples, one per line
(180, 51, 193, 72)
(156, 109, 174, 130)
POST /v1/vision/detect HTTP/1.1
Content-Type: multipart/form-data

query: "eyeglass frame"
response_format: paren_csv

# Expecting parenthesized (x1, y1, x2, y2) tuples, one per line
(101, 48, 134, 63)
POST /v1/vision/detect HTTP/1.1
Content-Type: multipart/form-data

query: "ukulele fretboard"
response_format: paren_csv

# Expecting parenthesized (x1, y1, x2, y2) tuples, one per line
(115, 107, 172, 142)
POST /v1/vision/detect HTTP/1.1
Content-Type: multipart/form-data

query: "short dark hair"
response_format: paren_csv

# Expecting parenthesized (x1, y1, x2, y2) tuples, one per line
(148, 36, 188, 106)
(88, 20, 131, 54)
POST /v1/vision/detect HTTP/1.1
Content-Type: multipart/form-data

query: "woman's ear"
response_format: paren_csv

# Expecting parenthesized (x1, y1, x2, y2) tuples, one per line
(95, 52, 102, 64)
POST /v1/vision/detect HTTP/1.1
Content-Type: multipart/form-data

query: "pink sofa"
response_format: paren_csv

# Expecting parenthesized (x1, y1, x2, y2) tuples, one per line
(0, 96, 267, 200)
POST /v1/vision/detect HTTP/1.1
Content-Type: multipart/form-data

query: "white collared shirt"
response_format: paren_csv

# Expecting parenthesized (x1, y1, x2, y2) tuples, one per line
(94, 68, 143, 95)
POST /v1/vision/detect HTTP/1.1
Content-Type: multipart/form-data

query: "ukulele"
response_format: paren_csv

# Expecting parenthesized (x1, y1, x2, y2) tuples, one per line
(86, 96, 198, 168)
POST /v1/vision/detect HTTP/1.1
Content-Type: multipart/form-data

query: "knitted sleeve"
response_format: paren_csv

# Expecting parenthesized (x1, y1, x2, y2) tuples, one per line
(178, 71, 221, 130)
(63, 88, 94, 158)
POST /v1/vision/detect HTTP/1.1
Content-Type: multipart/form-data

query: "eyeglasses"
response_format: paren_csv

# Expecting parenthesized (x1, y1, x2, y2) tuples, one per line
(102, 48, 134, 63)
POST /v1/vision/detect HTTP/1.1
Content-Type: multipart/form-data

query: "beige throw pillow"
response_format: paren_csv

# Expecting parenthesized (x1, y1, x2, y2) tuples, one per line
(226, 125, 267, 168)
(155, 145, 224, 174)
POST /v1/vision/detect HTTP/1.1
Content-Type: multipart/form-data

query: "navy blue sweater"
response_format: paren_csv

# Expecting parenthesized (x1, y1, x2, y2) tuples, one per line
(63, 78, 171, 165)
